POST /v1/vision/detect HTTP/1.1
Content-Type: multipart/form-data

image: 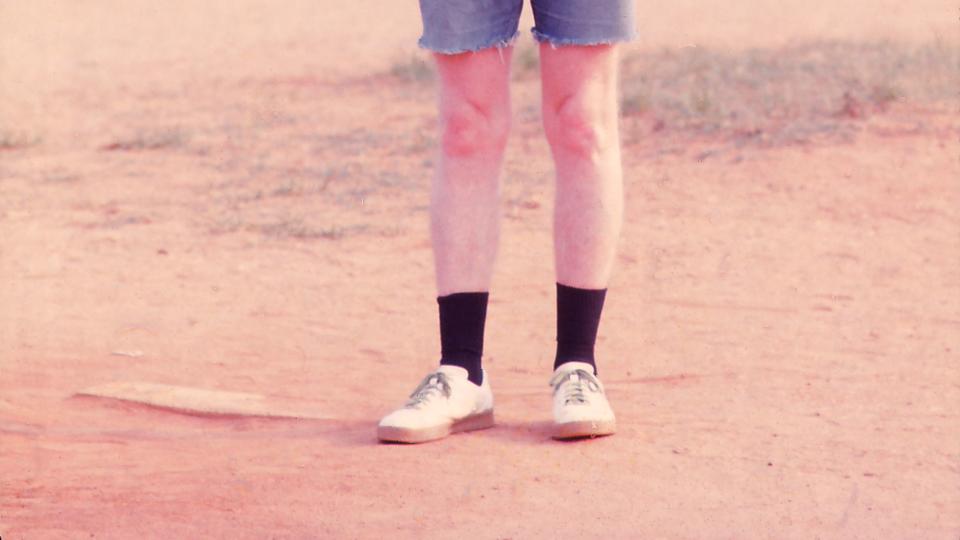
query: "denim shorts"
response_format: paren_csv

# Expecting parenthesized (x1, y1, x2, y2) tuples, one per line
(418, 0, 637, 54)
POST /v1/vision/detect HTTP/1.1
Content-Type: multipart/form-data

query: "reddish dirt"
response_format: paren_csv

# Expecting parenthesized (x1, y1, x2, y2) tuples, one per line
(1, 1, 958, 538)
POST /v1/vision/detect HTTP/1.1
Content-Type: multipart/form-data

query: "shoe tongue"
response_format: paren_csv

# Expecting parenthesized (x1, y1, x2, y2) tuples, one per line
(555, 361, 595, 376)
(436, 365, 469, 379)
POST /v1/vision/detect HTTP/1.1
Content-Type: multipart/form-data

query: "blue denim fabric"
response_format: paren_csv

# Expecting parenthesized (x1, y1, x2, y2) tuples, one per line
(418, 0, 636, 54)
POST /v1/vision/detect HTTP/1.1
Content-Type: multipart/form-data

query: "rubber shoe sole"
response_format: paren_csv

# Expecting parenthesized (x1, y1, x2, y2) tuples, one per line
(552, 418, 616, 440)
(377, 409, 495, 444)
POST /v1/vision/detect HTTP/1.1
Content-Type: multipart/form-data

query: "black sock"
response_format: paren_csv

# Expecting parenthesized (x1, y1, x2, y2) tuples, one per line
(554, 283, 607, 374)
(438, 292, 488, 385)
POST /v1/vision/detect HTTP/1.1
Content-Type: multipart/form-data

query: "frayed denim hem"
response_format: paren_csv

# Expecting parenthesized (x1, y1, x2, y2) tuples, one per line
(419, 30, 521, 55)
(531, 28, 637, 47)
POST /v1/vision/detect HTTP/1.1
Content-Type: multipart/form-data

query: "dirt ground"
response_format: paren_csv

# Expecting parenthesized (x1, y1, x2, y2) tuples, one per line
(1, 1, 958, 538)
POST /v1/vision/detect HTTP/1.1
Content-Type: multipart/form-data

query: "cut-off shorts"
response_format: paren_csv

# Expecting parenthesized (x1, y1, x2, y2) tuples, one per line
(418, 0, 637, 54)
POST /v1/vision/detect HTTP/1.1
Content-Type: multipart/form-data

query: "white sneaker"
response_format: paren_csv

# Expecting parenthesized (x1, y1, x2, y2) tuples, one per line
(550, 361, 616, 439)
(377, 365, 494, 444)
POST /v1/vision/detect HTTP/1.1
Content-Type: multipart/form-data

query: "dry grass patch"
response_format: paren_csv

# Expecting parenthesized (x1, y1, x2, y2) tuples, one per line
(620, 39, 959, 145)
(0, 129, 40, 150)
(101, 128, 189, 151)
(389, 54, 434, 83)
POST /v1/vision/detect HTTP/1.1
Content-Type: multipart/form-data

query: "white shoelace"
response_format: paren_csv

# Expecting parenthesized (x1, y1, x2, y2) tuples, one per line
(550, 369, 601, 405)
(405, 372, 452, 408)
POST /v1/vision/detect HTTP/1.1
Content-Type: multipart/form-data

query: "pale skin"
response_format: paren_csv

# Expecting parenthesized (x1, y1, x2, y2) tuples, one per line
(431, 43, 623, 296)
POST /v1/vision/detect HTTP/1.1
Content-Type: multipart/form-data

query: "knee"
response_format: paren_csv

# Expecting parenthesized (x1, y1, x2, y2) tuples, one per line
(439, 99, 510, 158)
(543, 93, 615, 159)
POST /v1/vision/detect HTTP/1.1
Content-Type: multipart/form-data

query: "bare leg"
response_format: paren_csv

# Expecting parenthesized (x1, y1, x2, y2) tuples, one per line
(539, 44, 623, 289)
(430, 48, 513, 296)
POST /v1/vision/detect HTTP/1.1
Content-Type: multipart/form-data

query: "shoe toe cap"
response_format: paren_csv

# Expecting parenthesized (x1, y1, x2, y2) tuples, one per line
(378, 407, 442, 429)
(554, 403, 615, 424)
